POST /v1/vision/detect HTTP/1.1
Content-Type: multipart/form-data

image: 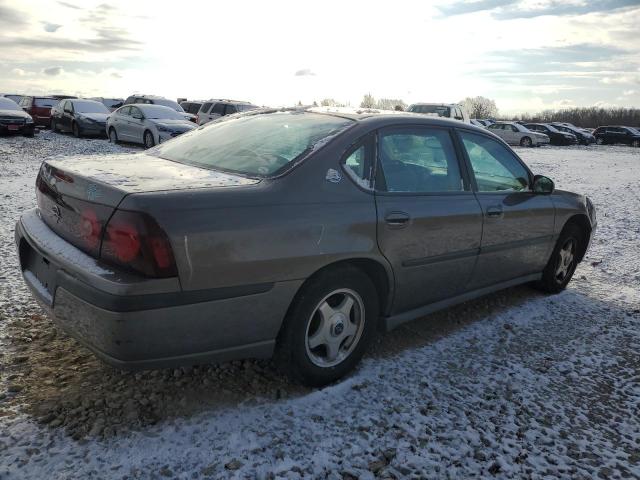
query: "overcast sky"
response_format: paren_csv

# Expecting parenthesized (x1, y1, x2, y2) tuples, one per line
(0, 0, 639, 114)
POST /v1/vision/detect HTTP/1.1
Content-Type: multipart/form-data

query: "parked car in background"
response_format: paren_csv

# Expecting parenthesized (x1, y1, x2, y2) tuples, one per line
(180, 100, 203, 116)
(550, 123, 596, 145)
(470, 119, 486, 128)
(1, 94, 23, 104)
(523, 123, 577, 146)
(196, 99, 257, 125)
(16, 109, 597, 386)
(487, 122, 550, 147)
(91, 97, 124, 112)
(0, 97, 35, 136)
(107, 104, 196, 148)
(407, 103, 470, 123)
(18, 96, 59, 127)
(593, 126, 640, 147)
(51, 99, 111, 138)
(124, 94, 196, 122)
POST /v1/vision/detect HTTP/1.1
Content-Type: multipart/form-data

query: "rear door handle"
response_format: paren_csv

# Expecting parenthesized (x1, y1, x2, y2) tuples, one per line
(385, 212, 410, 228)
(486, 205, 504, 218)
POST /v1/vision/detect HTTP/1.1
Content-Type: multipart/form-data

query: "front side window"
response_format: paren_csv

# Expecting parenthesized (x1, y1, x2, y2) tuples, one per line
(225, 104, 238, 115)
(460, 131, 529, 192)
(152, 111, 353, 176)
(378, 128, 464, 193)
(118, 106, 131, 116)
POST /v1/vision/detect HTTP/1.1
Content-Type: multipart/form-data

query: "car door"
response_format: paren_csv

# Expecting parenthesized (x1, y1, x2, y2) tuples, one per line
(374, 126, 483, 314)
(458, 130, 555, 289)
(128, 106, 146, 143)
(62, 101, 73, 131)
(113, 106, 132, 140)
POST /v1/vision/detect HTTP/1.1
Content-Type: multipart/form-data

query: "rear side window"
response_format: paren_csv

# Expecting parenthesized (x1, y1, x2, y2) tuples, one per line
(378, 128, 464, 193)
(225, 104, 238, 115)
(342, 139, 373, 189)
(460, 131, 529, 192)
(200, 102, 213, 113)
(212, 103, 225, 115)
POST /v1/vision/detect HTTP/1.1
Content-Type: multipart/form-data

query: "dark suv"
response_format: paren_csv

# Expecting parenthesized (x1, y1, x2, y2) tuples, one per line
(593, 126, 640, 146)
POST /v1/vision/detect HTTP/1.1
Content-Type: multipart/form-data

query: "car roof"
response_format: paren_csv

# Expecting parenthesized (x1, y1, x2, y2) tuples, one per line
(409, 102, 457, 106)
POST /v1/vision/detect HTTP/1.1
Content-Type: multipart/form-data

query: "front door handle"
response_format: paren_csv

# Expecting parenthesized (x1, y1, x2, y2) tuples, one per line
(486, 205, 504, 218)
(385, 212, 410, 228)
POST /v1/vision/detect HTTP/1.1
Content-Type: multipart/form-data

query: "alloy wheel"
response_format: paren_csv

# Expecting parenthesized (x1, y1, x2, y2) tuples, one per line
(554, 238, 576, 283)
(144, 131, 154, 148)
(305, 288, 365, 368)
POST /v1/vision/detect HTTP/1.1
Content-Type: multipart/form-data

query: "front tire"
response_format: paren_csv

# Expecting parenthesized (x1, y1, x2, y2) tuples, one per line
(534, 225, 582, 294)
(51, 119, 58, 133)
(275, 266, 378, 387)
(143, 130, 155, 149)
(72, 122, 81, 138)
(596, 137, 605, 145)
(520, 136, 533, 147)
(632, 139, 640, 148)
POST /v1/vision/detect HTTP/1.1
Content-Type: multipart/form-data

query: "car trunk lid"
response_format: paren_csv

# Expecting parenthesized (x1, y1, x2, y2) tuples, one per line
(36, 152, 260, 257)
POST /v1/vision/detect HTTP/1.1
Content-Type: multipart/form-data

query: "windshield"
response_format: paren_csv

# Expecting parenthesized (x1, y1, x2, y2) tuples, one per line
(73, 100, 109, 114)
(153, 99, 184, 112)
(0, 97, 20, 111)
(409, 105, 451, 117)
(152, 111, 354, 176)
(139, 105, 186, 120)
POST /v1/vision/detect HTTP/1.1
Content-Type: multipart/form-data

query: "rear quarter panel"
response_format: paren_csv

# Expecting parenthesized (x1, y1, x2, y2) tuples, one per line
(118, 133, 383, 292)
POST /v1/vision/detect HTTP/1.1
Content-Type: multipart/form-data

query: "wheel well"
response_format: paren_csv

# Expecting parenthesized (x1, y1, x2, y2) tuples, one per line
(296, 258, 392, 325)
(562, 214, 592, 262)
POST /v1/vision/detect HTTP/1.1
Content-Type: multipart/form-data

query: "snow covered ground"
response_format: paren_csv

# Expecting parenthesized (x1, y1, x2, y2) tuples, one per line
(0, 131, 639, 479)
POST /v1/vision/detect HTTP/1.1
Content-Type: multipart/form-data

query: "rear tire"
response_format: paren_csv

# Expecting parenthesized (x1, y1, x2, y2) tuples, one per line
(632, 139, 640, 148)
(144, 130, 155, 149)
(520, 136, 533, 147)
(108, 127, 118, 144)
(534, 225, 583, 294)
(275, 266, 378, 387)
(596, 137, 605, 145)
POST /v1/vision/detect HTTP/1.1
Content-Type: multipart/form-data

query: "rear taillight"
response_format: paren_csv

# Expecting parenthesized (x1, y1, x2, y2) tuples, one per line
(101, 210, 178, 278)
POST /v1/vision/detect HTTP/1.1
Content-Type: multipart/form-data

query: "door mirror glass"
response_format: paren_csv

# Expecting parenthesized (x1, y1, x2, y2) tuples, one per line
(533, 175, 554, 194)
(132, 113, 143, 120)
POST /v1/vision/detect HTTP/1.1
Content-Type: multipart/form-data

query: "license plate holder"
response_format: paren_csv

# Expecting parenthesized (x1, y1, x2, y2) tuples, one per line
(7, 125, 19, 131)
(21, 243, 57, 301)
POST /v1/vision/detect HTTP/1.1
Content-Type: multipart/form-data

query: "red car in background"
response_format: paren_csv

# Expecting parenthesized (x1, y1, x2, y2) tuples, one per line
(18, 96, 60, 127)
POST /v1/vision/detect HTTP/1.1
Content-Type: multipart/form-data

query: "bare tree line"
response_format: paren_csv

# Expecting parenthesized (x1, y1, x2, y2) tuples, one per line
(512, 107, 640, 128)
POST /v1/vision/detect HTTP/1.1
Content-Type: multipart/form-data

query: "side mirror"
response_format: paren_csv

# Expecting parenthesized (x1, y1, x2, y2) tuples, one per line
(533, 174, 554, 194)
(132, 114, 143, 120)
(64, 108, 72, 113)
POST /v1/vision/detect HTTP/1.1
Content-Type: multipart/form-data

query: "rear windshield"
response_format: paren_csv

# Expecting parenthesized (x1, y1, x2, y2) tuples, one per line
(72, 100, 110, 114)
(34, 98, 58, 108)
(409, 105, 451, 117)
(0, 97, 20, 110)
(153, 98, 184, 112)
(152, 111, 354, 176)
(138, 104, 185, 120)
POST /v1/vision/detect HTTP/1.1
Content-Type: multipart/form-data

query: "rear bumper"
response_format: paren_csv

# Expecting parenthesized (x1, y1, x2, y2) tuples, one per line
(15, 209, 300, 370)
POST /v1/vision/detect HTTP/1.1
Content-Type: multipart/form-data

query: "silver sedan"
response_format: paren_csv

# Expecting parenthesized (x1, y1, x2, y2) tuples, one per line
(487, 122, 550, 147)
(106, 104, 196, 148)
